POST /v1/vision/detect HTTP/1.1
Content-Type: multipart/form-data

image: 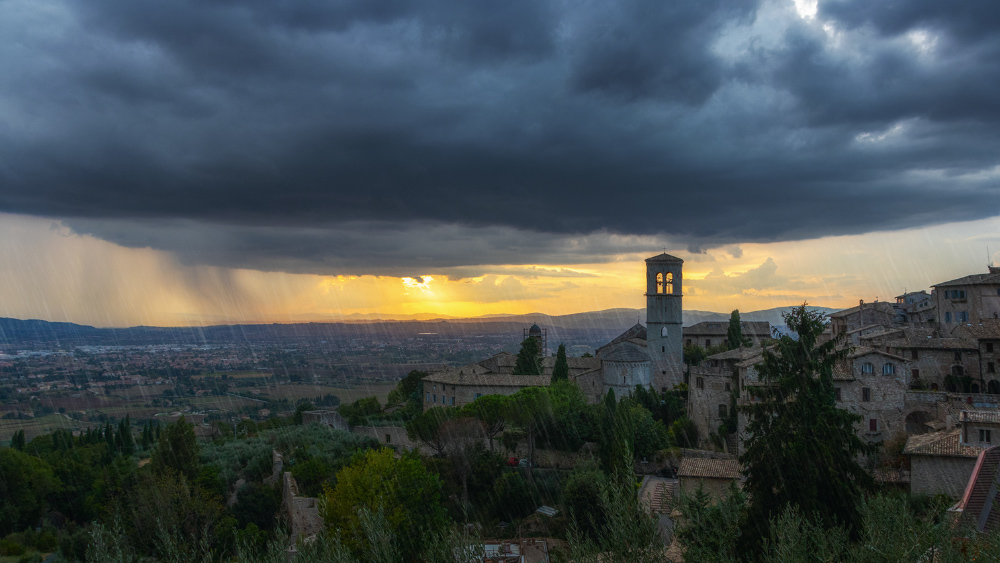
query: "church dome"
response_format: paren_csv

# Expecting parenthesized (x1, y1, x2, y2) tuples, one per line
(528, 324, 542, 336)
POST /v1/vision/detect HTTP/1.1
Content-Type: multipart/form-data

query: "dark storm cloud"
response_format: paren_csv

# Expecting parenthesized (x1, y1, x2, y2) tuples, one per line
(1, 0, 999, 274)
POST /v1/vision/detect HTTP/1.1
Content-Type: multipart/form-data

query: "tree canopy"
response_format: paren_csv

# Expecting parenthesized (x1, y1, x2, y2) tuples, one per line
(151, 416, 200, 481)
(727, 309, 745, 349)
(513, 337, 542, 376)
(739, 305, 876, 553)
(321, 448, 447, 560)
(551, 343, 569, 383)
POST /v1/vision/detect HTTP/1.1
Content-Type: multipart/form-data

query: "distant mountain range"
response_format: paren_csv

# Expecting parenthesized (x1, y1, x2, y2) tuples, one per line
(0, 306, 839, 346)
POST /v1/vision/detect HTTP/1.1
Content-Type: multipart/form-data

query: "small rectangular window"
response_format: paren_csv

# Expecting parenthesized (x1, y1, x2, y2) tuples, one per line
(475, 393, 482, 399)
(980, 429, 992, 443)
(869, 418, 877, 432)
(945, 312, 952, 323)
(426, 392, 430, 402)
(450, 396, 455, 405)
(911, 350, 918, 360)
(725, 382, 731, 391)
(912, 369, 920, 379)
(662, 346, 665, 352)
(433, 394, 437, 403)
(835, 387, 841, 401)
(989, 362, 996, 374)
(718, 404, 727, 418)
(696, 377, 704, 390)
(705, 339, 711, 347)
(863, 388, 871, 402)
(987, 343, 994, 353)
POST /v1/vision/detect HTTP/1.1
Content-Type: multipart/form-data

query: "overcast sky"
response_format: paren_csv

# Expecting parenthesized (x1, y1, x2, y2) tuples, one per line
(1, 0, 999, 325)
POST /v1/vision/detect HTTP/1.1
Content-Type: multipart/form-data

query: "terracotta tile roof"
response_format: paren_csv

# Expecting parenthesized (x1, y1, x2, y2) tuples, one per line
(601, 323, 648, 348)
(960, 410, 1000, 425)
(904, 429, 987, 458)
(677, 458, 743, 480)
(872, 467, 911, 484)
(951, 320, 1000, 341)
(423, 364, 550, 388)
(601, 345, 649, 363)
(683, 321, 772, 337)
(933, 271, 1000, 288)
(706, 347, 765, 362)
(846, 346, 909, 362)
(829, 301, 895, 318)
(957, 446, 1000, 533)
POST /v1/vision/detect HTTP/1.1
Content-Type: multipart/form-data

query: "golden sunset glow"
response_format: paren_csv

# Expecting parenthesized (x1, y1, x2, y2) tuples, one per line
(1, 213, 999, 327)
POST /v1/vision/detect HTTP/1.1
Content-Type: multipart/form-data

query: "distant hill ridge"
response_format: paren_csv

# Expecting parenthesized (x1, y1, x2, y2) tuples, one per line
(0, 306, 838, 346)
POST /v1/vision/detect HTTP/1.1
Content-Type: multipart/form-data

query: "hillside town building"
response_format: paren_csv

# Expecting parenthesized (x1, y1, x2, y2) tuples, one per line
(683, 321, 771, 348)
(421, 253, 685, 408)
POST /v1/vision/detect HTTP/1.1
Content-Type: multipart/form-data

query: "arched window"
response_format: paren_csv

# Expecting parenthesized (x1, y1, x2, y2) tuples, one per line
(665, 272, 674, 294)
(861, 362, 874, 375)
(931, 383, 939, 391)
(661, 327, 669, 337)
(882, 363, 895, 376)
(656, 272, 664, 294)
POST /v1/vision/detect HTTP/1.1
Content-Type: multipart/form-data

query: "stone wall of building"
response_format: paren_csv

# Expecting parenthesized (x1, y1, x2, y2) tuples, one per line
(689, 366, 733, 449)
(282, 472, 325, 541)
(909, 456, 978, 498)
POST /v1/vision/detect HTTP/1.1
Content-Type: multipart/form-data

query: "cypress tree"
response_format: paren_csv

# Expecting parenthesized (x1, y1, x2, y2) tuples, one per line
(11, 429, 26, 450)
(551, 343, 569, 384)
(727, 309, 744, 349)
(513, 338, 541, 376)
(118, 414, 135, 455)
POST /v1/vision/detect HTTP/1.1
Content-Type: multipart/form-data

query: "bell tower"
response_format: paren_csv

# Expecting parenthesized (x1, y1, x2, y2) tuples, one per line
(645, 253, 683, 390)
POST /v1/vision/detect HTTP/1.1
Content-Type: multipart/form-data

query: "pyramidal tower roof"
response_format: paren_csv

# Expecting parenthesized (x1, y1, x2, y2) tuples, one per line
(645, 252, 684, 263)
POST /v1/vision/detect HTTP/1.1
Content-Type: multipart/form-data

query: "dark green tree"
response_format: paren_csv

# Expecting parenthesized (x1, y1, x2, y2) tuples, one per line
(117, 414, 135, 455)
(739, 305, 876, 555)
(507, 386, 552, 481)
(727, 309, 745, 349)
(463, 394, 507, 451)
(11, 429, 26, 450)
(551, 343, 569, 383)
(151, 416, 200, 481)
(404, 406, 457, 455)
(512, 337, 541, 376)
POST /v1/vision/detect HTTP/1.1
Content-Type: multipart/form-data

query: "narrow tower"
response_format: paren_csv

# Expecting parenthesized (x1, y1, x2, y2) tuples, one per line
(645, 253, 684, 390)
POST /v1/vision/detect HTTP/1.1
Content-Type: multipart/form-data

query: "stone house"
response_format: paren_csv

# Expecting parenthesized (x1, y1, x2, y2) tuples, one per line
(677, 458, 743, 503)
(904, 428, 987, 498)
(895, 291, 936, 323)
(832, 348, 910, 443)
(933, 267, 1000, 327)
(951, 320, 1000, 394)
(829, 300, 897, 339)
(858, 327, 981, 392)
(959, 410, 1000, 448)
(682, 321, 771, 348)
(689, 347, 762, 450)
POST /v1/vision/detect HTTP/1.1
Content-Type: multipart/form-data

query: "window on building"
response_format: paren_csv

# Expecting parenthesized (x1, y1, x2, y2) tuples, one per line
(911, 350, 919, 360)
(869, 418, 878, 432)
(433, 394, 437, 403)
(955, 351, 962, 362)
(475, 393, 482, 399)
(385, 434, 391, 443)
(931, 383, 939, 391)
(623, 376, 626, 384)
(960, 311, 969, 322)
(990, 362, 996, 374)
(705, 339, 712, 347)
(912, 369, 920, 379)
(426, 392, 430, 402)
(696, 377, 704, 389)
(835, 387, 842, 401)
(725, 382, 731, 391)
(987, 343, 995, 353)
(451, 397, 456, 405)
(656, 272, 664, 294)
(945, 312, 952, 323)
(662, 346, 665, 352)
(863, 388, 871, 402)
(665, 272, 673, 294)
(686, 339, 692, 346)
(882, 363, 895, 376)
(980, 429, 992, 443)
(661, 326, 669, 337)
(862, 362, 874, 375)
(718, 404, 727, 418)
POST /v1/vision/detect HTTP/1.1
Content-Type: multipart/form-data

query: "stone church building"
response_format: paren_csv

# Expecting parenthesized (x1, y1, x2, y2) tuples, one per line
(421, 252, 685, 409)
